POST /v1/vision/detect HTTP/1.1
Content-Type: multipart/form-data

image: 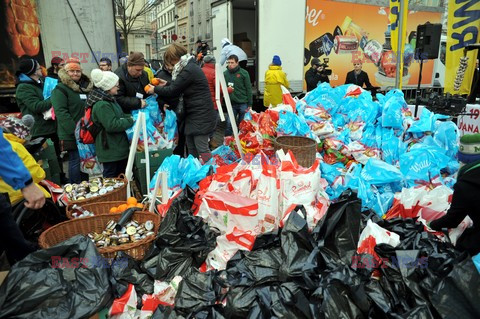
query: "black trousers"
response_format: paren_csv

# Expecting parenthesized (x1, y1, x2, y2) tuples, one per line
(239, 60, 248, 69)
(0, 193, 36, 265)
(456, 227, 480, 256)
(102, 158, 128, 178)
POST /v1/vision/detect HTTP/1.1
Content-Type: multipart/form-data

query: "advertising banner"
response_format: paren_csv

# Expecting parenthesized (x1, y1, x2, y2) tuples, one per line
(444, 0, 480, 95)
(304, 0, 442, 88)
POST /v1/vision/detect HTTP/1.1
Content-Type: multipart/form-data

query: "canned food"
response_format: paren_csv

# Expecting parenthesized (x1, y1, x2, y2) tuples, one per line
(363, 39, 383, 66)
(127, 226, 137, 235)
(64, 184, 73, 193)
(145, 220, 154, 231)
(146, 231, 155, 237)
(334, 35, 358, 54)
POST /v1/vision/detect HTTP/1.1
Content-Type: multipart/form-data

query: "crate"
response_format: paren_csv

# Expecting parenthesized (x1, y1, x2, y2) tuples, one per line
(133, 149, 172, 195)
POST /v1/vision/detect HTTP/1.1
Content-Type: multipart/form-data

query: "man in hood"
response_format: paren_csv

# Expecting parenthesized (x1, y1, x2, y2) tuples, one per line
(220, 38, 248, 69)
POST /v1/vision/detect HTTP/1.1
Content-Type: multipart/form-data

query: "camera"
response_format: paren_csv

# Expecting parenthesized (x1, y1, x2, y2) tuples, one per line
(318, 58, 332, 76)
(416, 92, 467, 116)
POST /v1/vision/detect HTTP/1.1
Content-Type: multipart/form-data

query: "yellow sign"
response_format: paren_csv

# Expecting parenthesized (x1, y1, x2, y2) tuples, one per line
(445, 0, 480, 95)
(389, 0, 408, 88)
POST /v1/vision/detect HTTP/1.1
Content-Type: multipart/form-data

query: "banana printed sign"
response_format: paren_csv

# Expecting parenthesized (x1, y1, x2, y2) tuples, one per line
(444, 0, 480, 95)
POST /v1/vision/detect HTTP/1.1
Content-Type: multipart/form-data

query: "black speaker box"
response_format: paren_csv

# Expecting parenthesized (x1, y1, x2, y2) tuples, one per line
(416, 23, 442, 60)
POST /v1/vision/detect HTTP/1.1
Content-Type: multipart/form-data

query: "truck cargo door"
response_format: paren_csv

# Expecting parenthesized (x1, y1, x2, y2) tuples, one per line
(211, 0, 233, 63)
(257, 0, 306, 94)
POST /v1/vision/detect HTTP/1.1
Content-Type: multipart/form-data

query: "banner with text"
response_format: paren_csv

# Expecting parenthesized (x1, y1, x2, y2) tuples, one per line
(444, 0, 480, 95)
(304, 0, 441, 88)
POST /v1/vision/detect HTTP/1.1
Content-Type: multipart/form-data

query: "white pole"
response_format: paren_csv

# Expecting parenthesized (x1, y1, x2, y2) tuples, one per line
(161, 172, 168, 204)
(215, 64, 225, 122)
(216, 63, 244, 157)
(125, 112, 144, 198)
(142, 113, 151, 193)
(149, 170, 161, 212)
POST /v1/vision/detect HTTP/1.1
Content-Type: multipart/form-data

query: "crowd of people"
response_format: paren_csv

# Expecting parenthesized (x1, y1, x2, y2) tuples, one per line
(0, 38, 479, 267)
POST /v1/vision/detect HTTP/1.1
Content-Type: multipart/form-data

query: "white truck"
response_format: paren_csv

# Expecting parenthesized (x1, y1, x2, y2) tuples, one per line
(211, 0, 306, 99)
(0, 0, 118, 112)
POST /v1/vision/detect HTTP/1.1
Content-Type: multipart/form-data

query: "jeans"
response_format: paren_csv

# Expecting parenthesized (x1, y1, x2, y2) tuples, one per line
(102, 159, 128, 178)
(225, 103, 248, 136)
(0, 193, 36, 265)
(186, 134, 212, 163)
(68, 150, 88, 183)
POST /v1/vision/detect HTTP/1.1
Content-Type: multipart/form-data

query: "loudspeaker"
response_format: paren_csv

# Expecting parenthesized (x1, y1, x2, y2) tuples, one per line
(416, 23, 442, 60)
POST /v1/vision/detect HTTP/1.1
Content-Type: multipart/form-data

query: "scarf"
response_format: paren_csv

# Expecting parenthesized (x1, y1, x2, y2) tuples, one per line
(86, 87, 115, 108)
(172, 54, 193, 81)
(228, 65, 240, 74)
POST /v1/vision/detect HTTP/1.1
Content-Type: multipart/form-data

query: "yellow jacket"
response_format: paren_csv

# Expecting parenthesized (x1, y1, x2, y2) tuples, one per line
(144, 66, 154, 82)
(0, 133, 50, 205)
(264, 65, 289, 107)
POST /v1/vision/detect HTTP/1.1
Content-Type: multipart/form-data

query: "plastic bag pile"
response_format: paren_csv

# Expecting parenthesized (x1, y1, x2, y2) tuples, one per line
(126, 95, 178, 150)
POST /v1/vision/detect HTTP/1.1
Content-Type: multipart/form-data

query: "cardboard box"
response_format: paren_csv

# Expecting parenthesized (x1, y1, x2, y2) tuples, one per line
(239, 41, 253, 57)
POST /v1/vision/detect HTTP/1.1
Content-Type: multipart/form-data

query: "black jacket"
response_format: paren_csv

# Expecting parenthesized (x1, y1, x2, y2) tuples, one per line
(47, 67, 59, 79)
(154, 59, 216, 136)
(114, 63, 151, 113)
(430, 161, 480, 255)
(345, 70, 372, 88)
(305, 67, 329, 92)
(155, 68, 180, 111)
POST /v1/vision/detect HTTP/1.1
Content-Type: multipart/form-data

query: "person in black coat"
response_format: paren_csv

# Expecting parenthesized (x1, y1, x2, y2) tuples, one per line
(305, 58, 329, 92)
(429, 134, 480, 256)
(146, 43, 216, 163)
(345, 62, 372, 88)
(155, 63, 186, 156)
(114, 52, 150, 113)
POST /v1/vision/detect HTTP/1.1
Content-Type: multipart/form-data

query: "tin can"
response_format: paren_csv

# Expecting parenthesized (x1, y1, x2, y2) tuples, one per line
(363, 39, 383, 66)
(334, 35, 358, 54)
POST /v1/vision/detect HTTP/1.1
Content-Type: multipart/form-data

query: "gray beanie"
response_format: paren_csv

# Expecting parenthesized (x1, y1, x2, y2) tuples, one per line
(204, 55, 216, 64)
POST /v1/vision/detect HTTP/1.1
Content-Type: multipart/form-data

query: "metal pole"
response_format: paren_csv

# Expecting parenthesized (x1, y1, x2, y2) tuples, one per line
(395, 0, 404, 89)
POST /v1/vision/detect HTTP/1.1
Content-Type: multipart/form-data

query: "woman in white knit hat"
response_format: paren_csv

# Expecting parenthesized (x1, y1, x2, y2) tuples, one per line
(88, 69, 134, 178)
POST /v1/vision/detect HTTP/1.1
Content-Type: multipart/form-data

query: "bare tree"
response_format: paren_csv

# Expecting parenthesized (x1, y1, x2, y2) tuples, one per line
(114, 0, 162, 53)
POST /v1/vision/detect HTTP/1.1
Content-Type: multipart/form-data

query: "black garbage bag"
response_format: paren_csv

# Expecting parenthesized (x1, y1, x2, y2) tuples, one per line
(430, 257, 480, 318)
(0, 235, 112, 318)
(279, 207, 314, 281)
(312, 191, 363, 266)
(225, 282, 316, 319)
(224, 247, 283, 287)
(152, 304, 226, 319)
(173, 270, 219, 316)
(110, 251, 154, 300)
(143, 193, 219, 281)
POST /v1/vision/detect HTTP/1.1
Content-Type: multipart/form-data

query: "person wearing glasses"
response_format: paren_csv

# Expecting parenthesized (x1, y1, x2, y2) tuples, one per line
(99, 57, 113, 71)
(51, 58, 93, 183)
(88, 69, 133, 178)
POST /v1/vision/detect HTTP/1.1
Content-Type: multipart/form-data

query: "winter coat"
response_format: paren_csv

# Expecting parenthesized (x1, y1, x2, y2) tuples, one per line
(0, 133, 50, 205)
(220, 44, 248, 65)
(305, 67, 329, 92)
(263, 65, 289, 107)
(345, 70, 372, 88)
(51, 68, 93, 149)
(155, 68, 180, 111)
(202, 63, 217, 109)
(223, 66, 252, 106)
(89, 88, 134, 163)
(154, 59, 216, 136)
(15, 74, 56, 137)
(0, 130, 31, 190)
(114, 63, 151, 113)
(47, 67, 59, 79)
(430, 160, 480, 255)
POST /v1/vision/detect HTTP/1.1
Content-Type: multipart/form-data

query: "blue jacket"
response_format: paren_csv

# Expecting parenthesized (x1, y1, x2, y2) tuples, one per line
(0, 130, 31, 190)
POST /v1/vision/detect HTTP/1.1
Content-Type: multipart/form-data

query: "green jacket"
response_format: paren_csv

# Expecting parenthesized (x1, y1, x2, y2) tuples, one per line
(224, 66, 253, 106)
(15, 76, 55, 137)
(51, 69, 93, 143)
(91, 97, 134, 163)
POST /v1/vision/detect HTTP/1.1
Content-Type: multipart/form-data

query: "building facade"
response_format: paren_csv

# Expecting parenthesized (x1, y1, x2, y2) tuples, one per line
(188, 0, 214, 52)
(152, 0, 176, 59)
(176, 0, 190, 50)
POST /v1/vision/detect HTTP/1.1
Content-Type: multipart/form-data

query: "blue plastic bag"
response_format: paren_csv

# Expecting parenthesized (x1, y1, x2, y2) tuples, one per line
(277, 110, 311, 137)
(76, 141, 103, 175)
(164, 109, 178, 142)
(382, 94, 405, 129)
(433, 121, 458, 158)
(361, 158, 403, 185)
(407, 108, 449, 133)
(145, 95, 162, 127)
(399, 146, 450, 186)
(43, 77, 58, 99)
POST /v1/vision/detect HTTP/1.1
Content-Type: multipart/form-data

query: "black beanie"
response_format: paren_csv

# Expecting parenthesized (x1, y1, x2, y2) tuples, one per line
(17, 59, 38, 76)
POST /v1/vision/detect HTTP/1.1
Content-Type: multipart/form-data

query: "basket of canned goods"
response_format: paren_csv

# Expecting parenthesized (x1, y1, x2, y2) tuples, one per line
(38, 211, 160, 260)
(64, 175, 128, 210)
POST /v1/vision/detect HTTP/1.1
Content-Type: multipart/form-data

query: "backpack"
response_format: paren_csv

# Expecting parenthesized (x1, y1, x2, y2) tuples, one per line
(76, 105, 103, 144)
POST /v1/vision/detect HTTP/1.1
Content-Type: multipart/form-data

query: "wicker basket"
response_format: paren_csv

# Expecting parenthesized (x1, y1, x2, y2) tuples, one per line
(66, 175, 128, 212)
(38, 211, 160, 260)
(66, 201, 130, 219)
(274, 136, 317, 168)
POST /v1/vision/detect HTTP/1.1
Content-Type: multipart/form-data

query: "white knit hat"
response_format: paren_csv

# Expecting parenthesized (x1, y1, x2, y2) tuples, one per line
(91, 69, 119, 91)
